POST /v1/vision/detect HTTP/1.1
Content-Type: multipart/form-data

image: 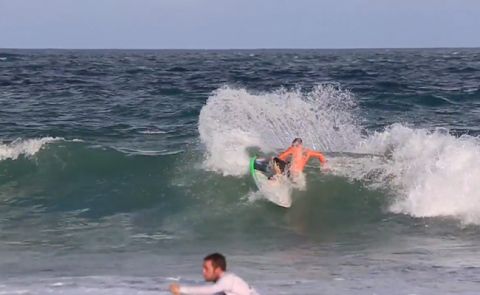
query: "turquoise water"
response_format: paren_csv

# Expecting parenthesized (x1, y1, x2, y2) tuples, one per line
(1, 48, 480, 294)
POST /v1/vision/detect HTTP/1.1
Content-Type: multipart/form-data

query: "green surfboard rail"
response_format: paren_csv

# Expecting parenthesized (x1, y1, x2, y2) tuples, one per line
(249, 156, 259, 184)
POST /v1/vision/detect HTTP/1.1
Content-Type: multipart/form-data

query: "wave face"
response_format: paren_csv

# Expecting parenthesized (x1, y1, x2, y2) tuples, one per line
(0, 139, 177, 217)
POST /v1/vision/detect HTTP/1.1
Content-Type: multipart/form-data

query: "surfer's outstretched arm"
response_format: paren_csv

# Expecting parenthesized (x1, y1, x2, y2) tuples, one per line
(307, 150, 327, 165)
(174, 273, 257, 295)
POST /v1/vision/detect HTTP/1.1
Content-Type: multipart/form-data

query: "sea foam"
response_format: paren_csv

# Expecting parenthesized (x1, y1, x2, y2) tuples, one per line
(0, 137, 61, 161)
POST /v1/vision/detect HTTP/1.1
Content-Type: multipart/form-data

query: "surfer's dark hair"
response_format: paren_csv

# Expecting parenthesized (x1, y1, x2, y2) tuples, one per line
(272, 157, 287, 173)
(204, 253, 227, 271)
(292, 138, 303, 145)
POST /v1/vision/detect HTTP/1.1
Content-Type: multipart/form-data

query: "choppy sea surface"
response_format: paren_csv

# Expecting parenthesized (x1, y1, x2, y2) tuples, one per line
(1, 48, 480, 294)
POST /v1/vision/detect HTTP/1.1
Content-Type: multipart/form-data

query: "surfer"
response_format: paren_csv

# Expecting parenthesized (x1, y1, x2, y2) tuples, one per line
(277, 138, 327, 177)
(169, 253, 259, 295)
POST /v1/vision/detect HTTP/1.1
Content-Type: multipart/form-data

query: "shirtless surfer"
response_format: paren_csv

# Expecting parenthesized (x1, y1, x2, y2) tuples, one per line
(277, 138, 327, 178)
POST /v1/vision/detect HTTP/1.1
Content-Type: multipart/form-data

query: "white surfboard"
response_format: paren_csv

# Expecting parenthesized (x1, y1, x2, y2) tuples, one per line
(249, 156, 292, 208)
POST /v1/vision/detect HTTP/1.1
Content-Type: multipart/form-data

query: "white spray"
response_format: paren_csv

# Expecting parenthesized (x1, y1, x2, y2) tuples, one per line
(198, 85, 360, 176)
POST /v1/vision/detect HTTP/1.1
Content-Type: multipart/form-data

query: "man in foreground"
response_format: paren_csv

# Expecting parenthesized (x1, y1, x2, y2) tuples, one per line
(169, 253, 259, 295)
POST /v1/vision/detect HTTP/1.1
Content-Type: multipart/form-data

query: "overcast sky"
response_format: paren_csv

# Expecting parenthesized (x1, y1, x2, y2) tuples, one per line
(1, 0, 479, 49)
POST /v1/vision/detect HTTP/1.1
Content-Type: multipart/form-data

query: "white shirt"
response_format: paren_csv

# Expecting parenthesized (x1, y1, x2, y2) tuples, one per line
(179, 272, 259, 295)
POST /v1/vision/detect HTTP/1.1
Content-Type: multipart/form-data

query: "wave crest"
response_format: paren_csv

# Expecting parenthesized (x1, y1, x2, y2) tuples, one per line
(0, 137, 61, 161)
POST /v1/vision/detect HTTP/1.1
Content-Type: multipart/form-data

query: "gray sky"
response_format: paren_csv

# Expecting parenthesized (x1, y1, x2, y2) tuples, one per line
(1, 0, 479, 49)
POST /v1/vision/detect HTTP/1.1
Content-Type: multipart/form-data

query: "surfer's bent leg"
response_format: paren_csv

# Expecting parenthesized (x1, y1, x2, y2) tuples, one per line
(254, 159, 269, 173)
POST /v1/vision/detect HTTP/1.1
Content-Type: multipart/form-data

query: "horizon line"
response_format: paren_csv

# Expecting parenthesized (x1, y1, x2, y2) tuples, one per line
(2, 46, 480, 51)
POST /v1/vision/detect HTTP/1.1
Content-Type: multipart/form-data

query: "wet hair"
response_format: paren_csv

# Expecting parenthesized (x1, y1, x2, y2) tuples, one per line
(292, 138, 303, 145)
(204, 253, 227, 271)
(272, 157, 287, 173)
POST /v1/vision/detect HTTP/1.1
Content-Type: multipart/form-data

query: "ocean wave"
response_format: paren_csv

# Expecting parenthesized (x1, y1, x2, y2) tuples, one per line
(345, 124, 480, 225)
(0, 137, 62, 161)
(198, 85, 480, 225)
